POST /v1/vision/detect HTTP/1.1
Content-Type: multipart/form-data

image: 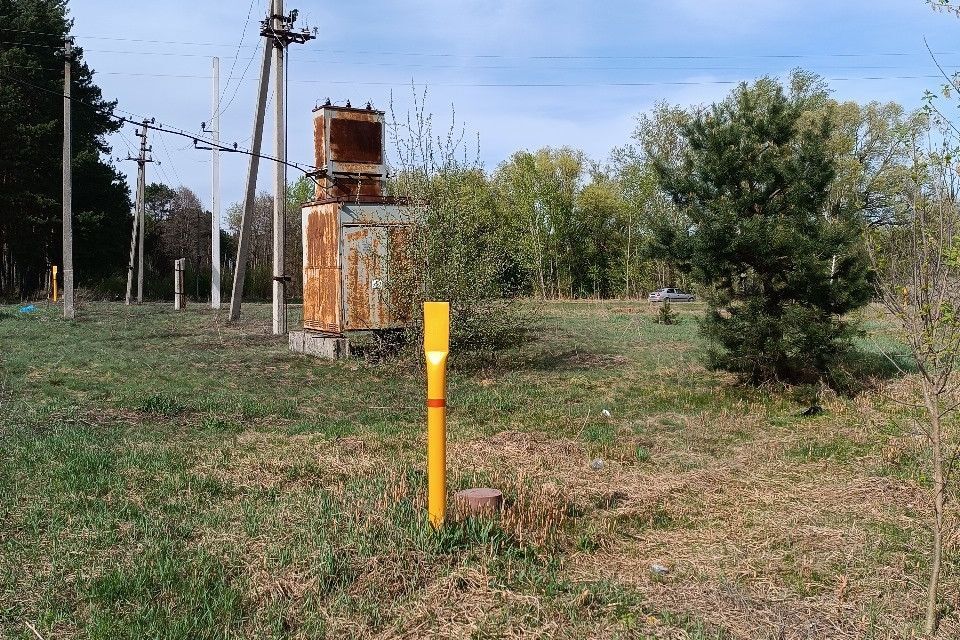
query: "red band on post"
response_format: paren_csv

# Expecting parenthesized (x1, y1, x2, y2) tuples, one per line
(427, 398, 446, 408)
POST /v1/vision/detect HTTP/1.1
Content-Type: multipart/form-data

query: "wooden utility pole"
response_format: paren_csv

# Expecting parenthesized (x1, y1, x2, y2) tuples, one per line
(229, 0, 314, 323)
(124, 120, 154, 305)
(124, 160, 141, 305)
(136, 124, 149, 304)
(125, 155, 140, 306)
(211, 57, 221, 309)
(62, 37, 75, 319)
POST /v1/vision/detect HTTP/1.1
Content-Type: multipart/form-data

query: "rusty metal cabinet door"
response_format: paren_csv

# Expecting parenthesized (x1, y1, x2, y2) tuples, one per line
(302, 206, 341, 333)
(342, 225, 389, 330)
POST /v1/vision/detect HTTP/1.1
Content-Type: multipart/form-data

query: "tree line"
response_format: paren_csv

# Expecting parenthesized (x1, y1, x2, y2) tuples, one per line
(0, 0, 926, 307)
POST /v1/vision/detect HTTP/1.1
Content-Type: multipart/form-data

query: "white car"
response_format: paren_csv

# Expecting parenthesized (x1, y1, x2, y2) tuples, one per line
(648, 288, 695, 302)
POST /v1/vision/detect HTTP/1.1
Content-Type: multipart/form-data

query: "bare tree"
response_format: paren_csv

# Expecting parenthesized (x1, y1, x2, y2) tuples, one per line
(387, 88, 524, 356)
(869, 137, 960, 634)
(227, 191, 273, 271)
(159, 186, 211, 272)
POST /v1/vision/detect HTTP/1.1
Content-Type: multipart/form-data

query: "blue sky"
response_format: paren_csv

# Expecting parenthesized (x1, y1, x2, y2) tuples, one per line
(69, 0, 960, 210)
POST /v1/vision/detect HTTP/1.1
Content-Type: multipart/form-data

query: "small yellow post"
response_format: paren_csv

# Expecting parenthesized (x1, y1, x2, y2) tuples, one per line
(52, 265, 58, 302)
(424, 301, 450, 529)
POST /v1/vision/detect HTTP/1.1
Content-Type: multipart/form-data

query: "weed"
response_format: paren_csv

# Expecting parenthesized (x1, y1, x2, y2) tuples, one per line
(140, 392, 185, 416)
(198, 414, 240, 435)
(785, 435, 870, 463)
(582, 421, 616, 446)
(85, 543, 245, 640)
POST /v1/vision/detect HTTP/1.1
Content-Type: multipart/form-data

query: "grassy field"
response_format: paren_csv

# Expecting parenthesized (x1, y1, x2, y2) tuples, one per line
(0, 300, 953, 639)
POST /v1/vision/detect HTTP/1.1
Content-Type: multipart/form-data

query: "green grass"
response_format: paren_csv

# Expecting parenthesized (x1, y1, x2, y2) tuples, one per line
(0, 300, 949, 638)
(784, 434, 872, 463)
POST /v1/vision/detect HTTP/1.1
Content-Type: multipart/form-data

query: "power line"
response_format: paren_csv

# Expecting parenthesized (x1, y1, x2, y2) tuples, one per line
(0, 39, 66, 49)
(10, 35, 960, 62)
(153, 150, 175, 186)
(213, 0, 259, 120)
(0, 29, 248, 48)
(156, 130, 183, 185)
(12, 49, 960, 73)
(116, 128, 138, 160)
(0, 69, 319, 177)
(3, 62, 949, 86)
(21, 44, 960, 63)
(213, 39, 262, 121)
(294, 75, 949, 87)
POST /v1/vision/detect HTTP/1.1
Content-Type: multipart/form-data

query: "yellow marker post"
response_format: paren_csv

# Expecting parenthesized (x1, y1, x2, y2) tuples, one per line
(424, 301, 450, 529)
(52, 265, 58, 302)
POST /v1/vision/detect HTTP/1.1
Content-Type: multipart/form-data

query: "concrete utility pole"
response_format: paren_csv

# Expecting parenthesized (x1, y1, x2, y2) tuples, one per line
(174, 258, 186, 310)
(211, 56, 221, 310)
(229, 0, 314, 323)
(62, 37, 75, 319)
(124, 121, 155, 305)
(228, 14, 273, 323)
(272, 0, 287, 335)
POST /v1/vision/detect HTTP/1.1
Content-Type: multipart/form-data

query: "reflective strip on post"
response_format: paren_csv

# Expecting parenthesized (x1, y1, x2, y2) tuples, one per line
(424, 301, 450, 529)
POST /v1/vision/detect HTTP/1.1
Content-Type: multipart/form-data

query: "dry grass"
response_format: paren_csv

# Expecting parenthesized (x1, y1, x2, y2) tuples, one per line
(2, 301, 956, 638)
(190, 385, 956, 638)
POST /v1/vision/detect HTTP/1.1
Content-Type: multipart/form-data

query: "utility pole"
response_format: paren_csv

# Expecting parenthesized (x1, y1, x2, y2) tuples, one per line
(228, 9, 273, 323)
(124, 120, 155, 305)
(272, 0, 287, 335)
(124, 170, 140, 305)
(62, 37, 75, 319)
(229, 0, 313, 323)
(211, 56, 221, 310)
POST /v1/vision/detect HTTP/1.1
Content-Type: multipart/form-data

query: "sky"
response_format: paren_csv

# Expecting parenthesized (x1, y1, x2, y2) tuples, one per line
(67, 0, 960, 212)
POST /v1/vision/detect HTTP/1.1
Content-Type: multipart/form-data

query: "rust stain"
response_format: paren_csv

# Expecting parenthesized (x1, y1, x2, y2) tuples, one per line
(304, 208, 320, 265)
(387, 226, 413, 325)
(329, 119, 382, 164)
(368, 231, 384, 328)
(343, 228, 371, 330)
(313, 110, 326, 176)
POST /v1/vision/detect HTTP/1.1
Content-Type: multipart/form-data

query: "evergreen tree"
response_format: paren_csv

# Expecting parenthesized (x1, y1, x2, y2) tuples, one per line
(0, 0, 130, 299)
(658, 78, 873, 384)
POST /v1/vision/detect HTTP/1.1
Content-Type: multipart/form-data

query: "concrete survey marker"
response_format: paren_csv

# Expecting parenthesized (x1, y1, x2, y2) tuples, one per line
(454, 488, 503, 515)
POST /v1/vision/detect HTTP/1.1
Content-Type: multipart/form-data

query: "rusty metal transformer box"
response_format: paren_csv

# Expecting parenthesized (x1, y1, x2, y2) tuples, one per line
(312, 104, 386, 200)
(301, 202, 410, 334)
(300, 104, 412, 335)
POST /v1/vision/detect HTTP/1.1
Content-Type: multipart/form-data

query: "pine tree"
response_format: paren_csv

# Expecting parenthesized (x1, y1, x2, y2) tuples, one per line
(0, 0, 131, 298)
(658, 78, 873, 384)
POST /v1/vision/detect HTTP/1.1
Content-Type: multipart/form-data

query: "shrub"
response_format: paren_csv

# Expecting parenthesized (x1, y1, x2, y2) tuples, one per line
(388, 92, 529, 362)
